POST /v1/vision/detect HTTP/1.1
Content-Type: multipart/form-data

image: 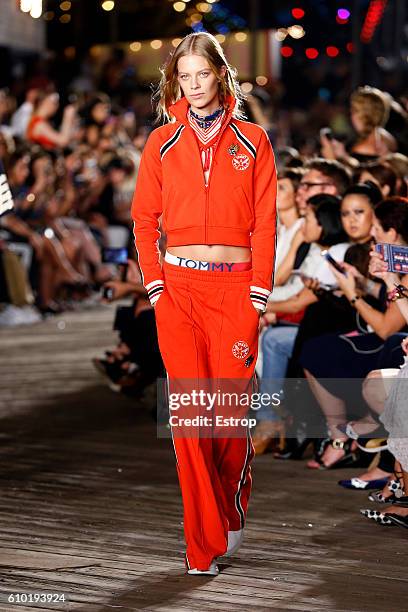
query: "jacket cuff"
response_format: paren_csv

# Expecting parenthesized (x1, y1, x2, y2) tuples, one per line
(146, 279, 164, 306)
(250, 285, 270, 312)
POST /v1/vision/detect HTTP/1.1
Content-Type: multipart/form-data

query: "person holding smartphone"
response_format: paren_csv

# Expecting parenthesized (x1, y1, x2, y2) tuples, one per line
(131, 32, 277, 576)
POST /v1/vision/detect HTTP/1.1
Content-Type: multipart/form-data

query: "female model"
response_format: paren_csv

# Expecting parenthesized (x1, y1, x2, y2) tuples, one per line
(131, 32, 277, 575)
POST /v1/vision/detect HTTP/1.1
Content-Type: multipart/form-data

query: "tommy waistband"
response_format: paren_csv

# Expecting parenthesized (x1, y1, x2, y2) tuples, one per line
(164, 250, 252, 272)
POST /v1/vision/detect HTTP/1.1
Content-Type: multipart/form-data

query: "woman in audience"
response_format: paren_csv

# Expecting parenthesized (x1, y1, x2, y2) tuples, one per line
(252, 194, 349, 453)
(2, 148, 86, 312)
(349, 86, 397, 161)
(254, 184, 382, 454)
(26, 92, 77, 151)
(300, 197, 408, 469)
(357, 162, 398, 198)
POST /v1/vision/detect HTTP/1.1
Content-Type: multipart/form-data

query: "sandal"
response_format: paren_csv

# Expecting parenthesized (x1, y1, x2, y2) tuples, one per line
(314, 438, 359, 470)
(368, 471, 405, 503)
(360, 509, 394, 526)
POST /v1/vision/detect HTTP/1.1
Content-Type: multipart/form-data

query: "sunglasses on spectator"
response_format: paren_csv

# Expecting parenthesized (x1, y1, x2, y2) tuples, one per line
(298, 181, 335, 190)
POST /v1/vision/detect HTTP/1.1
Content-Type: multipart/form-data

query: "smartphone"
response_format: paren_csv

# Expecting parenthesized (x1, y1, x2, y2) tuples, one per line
(321, 250, 347, 275)
(375, 243, 408, 274)
(102, 247, 128, 265)
(102, 247, 128, 282)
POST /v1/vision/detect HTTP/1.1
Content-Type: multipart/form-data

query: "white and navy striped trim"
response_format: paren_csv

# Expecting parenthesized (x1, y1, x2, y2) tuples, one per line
(160, 125, 185, 160)
(229, 123, 257, 159)
(234, 429, 251, 529)
(250, 285, 270, 312)
(146, 279, 164, 305)
(0, 165, 14, 216)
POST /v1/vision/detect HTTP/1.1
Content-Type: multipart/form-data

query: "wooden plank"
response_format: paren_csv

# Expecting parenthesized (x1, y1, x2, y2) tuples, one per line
(0, 306, 406, 612)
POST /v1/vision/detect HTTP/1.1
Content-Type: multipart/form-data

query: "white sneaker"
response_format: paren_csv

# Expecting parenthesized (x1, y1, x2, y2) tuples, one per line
(224, 529, 244, 557)
(187, 560, 219, 576)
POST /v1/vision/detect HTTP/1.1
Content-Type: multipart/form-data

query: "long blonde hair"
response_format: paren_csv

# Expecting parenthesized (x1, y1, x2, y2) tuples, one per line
(154, 32, 245, 124)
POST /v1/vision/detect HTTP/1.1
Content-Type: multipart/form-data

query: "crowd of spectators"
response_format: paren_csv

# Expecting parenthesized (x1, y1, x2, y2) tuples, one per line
(1, 73, 408, 529)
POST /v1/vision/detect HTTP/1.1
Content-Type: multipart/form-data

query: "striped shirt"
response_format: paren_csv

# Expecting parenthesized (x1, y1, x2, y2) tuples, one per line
(188, 108, 225, 183)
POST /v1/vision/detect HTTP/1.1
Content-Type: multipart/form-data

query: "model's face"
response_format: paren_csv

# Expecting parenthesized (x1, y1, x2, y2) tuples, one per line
(277, 178, 296, 212)
(177, 54, 225, 112)
(303, 205, 323, 243)
(341, 194, 373, 243)
(296, 169, 337, 216)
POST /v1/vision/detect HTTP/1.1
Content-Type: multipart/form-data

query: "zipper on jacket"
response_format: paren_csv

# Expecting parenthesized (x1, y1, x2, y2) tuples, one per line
(203, 114, 232, 242)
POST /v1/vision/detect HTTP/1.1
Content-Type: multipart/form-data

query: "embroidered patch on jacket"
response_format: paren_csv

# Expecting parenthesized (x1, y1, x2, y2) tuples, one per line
(232, 340, 250, 359)
(232, 154, 250, 171)
(228, 143, 240, 156)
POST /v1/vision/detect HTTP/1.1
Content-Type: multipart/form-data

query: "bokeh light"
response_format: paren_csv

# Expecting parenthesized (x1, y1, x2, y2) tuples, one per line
(305, 48, 319, 59)
(101, 1, 115, 12)
(337, 8, 350, 19)
(281, 46, 294, 58)
(291, 8, 305, 19)
(326, 46, 339, 57)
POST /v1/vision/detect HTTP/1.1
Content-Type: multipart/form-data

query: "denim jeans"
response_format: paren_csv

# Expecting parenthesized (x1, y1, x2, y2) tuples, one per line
(256, 324, 299, 422)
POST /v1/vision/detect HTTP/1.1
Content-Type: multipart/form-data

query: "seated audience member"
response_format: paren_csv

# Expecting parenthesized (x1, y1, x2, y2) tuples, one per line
(357, 162, 398, 198)
(93, 259, 164, 397)
(382, 153, 408, 197)
(275, 158, 352, 289)
(300, 197, 408, 469)
(27, 92, 77, 151)
(2, 149, 86, 312)
(252, 194, 349, 453)
(349, 86, 397, 161)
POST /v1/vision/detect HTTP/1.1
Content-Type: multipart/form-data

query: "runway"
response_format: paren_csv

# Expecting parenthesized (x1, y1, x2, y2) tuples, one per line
(0, 306, 406, 611)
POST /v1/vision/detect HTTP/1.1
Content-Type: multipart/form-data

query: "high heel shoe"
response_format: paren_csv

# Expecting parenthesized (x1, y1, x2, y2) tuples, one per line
(310, 438, 359, 470)
(360, 509, 394, 526)
(368, 471, 405, 502)
(337, 422, 388, 453)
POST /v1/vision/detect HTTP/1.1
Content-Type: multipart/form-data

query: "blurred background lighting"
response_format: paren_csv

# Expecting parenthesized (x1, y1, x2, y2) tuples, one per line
(30, 0, 42, 18)
(60, 1, 71, 10)
(256, 75, 268, 86)
(150, 39, 163, 49)
(130, 41, 142, 51)
(215, 33, 225, 42)
(288, 25, 305, 39)
(59, 12, 71, 23)
(275, 28, 288, 42)
(241, 82, 253, 94)
(280, 46, 294, 57)
(326, 46, 339, 57)
(305, 47, 319, 59)
(234, 31, 247, 41)
(291, 8, 305, 19)
(101, 1, 115, 11)
(173, 2, 186, 12)
(171, 38, 183, 47)
(20, 0, 31, 13)
(337, 8, 350, 19)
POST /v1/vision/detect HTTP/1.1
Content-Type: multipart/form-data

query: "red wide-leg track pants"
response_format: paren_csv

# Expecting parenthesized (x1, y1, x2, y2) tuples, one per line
(154, 259, 260, 570)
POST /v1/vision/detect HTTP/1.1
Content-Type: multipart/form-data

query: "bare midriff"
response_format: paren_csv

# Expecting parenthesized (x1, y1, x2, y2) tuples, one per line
(167, 244, 251, 263)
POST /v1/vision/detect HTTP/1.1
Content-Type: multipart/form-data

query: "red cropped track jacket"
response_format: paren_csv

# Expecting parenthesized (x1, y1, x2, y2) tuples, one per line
(131, 94, 277, 311)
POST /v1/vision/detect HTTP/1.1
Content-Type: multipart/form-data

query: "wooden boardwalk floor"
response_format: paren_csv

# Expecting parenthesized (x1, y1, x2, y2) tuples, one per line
(0, 306, 406, 612)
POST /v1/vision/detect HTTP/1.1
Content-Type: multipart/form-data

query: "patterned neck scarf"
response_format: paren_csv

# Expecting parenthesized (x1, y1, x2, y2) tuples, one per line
(188, 106, 225, 172)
